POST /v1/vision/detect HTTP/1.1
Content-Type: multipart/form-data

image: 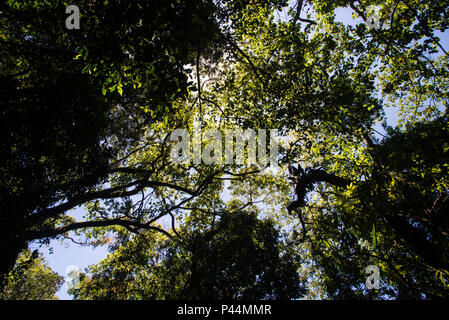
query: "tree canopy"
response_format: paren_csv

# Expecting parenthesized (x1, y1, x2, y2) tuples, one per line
(1, 0, 448, 299)
(0, 250, 63, 300)
(70, 207, 305, 300)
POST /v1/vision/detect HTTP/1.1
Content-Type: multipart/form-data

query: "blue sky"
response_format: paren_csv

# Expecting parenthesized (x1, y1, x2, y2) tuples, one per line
(38, 207, 109, 300)
(37, 6, 448, 300)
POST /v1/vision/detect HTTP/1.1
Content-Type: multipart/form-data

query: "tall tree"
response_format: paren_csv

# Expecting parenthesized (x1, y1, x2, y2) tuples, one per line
(2, 0, 448, 300)
(1, 0, 281, 287)
(0, 250, 64, 300)
(198, 0, 449, 298)
(70, 206, 305, 300)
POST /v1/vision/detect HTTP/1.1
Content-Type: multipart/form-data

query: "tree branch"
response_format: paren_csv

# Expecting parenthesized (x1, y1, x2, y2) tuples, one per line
(287, 165, 351, 215)
(29, 177, 208, 228)
(292, 0, 316, 25)
(25, 218, 179, 243)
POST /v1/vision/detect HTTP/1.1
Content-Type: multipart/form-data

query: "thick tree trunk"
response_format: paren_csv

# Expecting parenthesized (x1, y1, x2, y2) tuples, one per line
(385, 213, 449, 270)
(0, 214, 28, 292)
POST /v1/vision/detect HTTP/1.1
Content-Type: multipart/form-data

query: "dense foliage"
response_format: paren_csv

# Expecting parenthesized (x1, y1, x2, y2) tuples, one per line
(0, 250, 63, 300)
(1, 0, 448, 299)
(70, 208, 304, 299)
